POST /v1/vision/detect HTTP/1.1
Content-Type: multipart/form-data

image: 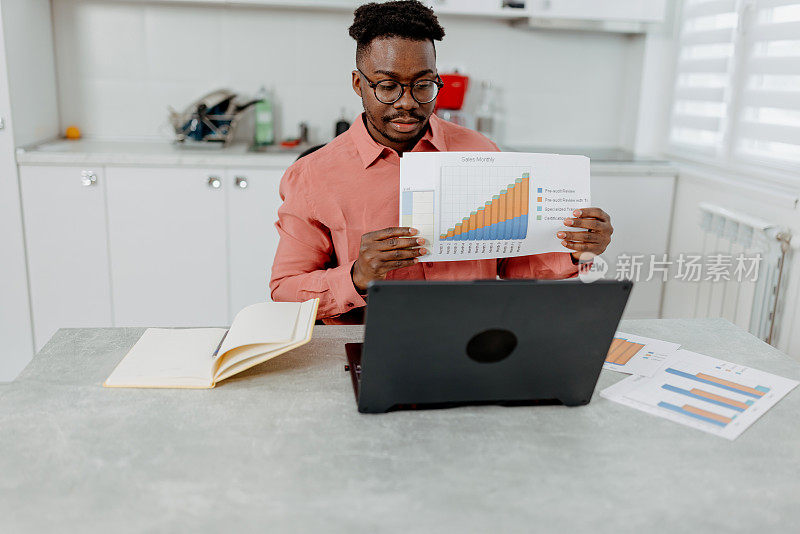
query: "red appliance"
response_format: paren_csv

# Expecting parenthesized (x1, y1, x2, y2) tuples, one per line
(436, 73, 470, 111)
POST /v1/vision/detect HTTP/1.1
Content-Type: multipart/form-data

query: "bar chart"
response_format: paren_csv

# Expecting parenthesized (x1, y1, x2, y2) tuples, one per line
(646, 365, 771, 429)
(601, 349, 798, 440)
(439, 166, 533, 242)
(399, 151, 591, 262)
(605, 337, 646, 365)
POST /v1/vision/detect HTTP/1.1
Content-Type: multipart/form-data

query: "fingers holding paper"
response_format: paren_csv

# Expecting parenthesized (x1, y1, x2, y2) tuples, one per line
(557, 207, 613, 259)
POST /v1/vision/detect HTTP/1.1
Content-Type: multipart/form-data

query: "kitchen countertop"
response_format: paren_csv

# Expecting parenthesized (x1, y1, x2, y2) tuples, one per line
(1, 318, 798, 532)
(17, 139, 677, 176)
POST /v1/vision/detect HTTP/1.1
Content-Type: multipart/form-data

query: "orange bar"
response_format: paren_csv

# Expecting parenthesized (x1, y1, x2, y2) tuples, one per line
(491, 196, 499, 226)
(498, 191, 507, 223)
(690, 389, 751, 410)
(468, 212, 477, 237)
(513, 182, 522, 218)
(506, 184, 515, 222)
(613, 341, 645, 365)
(682, 405, 732, 425)
(605, 338, 625, 363)
(454, 223, 462, 236)
(606, 339, 645, 365)
(462, 216, 471, 235)
(521, 175, 529, 215)
(696, 374, 765, 397)
(477, 207, 485, 230)
(506, 184, 515, 221)
(446, 229, 454, 239)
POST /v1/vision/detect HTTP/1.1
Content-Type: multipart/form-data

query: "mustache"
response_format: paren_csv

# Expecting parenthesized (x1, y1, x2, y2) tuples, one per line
(383, 112, 426, 123)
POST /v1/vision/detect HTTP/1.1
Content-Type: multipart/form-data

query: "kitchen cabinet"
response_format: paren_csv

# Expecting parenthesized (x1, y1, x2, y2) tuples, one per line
(528, 0, 667, 22)
(105, 166, 229, 327)
(592, 172, 675, 319)
(226, 167, 284, 321)
(19, 165, 113, 352)
(0, 0, 59, 377)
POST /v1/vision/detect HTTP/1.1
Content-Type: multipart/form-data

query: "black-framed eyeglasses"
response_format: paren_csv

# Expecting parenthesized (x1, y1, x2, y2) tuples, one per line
(357, 68, 444, 105)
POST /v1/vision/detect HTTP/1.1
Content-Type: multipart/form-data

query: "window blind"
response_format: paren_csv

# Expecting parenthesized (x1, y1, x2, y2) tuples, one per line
(669, 0, 740, 154)
(735, 0, 800, 166)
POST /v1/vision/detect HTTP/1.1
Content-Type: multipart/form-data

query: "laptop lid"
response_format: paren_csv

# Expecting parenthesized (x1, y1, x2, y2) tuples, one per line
(355, 279, 631, 413)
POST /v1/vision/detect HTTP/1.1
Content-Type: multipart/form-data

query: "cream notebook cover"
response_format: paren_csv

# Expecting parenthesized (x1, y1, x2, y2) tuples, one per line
(104, 299, 319, 389)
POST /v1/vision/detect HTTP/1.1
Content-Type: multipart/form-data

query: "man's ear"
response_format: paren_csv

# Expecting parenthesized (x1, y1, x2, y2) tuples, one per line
(352, 70, 362, 97)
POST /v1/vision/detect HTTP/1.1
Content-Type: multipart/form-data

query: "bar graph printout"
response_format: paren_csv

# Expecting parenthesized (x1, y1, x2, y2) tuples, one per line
(603, 332, 681, 377)
(399, 152, 590, 262)
(601, 349, 799, 440)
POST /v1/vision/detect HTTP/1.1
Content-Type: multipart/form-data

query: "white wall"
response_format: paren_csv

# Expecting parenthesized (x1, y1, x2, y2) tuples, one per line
(51, 0, 639, 148)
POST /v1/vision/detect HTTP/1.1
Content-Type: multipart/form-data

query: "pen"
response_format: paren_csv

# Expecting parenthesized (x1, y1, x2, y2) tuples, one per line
(211, 329, 229, 359)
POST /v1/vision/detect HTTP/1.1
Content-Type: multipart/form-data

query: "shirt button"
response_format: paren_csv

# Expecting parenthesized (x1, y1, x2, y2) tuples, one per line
(425, 262, 433, 267)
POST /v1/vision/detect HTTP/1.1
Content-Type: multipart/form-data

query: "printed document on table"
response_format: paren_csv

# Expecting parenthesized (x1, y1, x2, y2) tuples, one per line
(603, 332, 681, 377)
(399, 152, 590, 262)
(601, 349, 799, 440)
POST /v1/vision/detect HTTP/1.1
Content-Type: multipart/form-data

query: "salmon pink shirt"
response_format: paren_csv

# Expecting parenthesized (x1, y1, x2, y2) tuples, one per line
(269, 113, 579, 324)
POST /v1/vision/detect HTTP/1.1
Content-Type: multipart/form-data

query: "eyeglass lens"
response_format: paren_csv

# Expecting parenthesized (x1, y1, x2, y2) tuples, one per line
(375, 80, 439, 104)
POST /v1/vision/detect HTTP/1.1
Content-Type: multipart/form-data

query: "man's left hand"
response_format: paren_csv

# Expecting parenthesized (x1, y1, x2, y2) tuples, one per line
(556, 207, 613, 260)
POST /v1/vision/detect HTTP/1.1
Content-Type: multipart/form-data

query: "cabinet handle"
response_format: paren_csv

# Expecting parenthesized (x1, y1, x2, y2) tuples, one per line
(81, 170, 97, 187)
(207, 176, 222, 189)
(235, 176, 248, 189)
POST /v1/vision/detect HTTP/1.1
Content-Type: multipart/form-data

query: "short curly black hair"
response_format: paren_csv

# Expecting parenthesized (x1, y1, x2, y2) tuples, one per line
(349, 1, 445, 65)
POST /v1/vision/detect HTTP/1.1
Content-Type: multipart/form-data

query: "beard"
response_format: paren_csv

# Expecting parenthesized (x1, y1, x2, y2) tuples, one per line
(362, 100, 429, 144)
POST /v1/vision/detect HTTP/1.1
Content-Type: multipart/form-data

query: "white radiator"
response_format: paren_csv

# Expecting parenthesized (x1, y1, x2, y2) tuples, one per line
(696, 202, 792, 345)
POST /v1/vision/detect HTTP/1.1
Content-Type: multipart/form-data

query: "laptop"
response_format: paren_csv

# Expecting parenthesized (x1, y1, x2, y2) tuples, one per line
(345, 279, 632, 413)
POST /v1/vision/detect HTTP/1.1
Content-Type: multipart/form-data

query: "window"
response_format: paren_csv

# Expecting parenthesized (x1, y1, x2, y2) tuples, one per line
(669, 0, 800, 171)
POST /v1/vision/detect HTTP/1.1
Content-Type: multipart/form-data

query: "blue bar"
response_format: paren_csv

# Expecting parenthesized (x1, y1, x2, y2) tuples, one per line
(658, 401, 728, 427)
(664, 368, 763, 399)
(661, 384, 746, 412)
(401, 191, 413, 215)
(756, 386, 770, 393)
(520, 214, 528, 239)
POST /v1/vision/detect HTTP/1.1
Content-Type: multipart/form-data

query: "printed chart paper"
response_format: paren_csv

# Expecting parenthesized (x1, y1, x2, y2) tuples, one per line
(601, 349, 799, 440)
(603, 332, 681, 377)
(399, 152, 590, 262)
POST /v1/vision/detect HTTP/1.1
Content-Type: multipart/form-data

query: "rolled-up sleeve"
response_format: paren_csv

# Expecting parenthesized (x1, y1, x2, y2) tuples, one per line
(269, 164, 366, 319)
(498, 252, 579, 280)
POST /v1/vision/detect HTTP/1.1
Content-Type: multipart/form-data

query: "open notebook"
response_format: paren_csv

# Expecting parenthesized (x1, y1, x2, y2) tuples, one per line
(104, 299, 319, 388)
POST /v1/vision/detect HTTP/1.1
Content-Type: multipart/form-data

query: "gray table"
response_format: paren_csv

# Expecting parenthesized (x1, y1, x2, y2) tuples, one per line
(2, 319, 799, 533)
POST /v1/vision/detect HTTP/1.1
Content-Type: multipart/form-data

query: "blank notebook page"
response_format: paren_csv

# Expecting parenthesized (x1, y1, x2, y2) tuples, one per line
(104, 327, 226, 387)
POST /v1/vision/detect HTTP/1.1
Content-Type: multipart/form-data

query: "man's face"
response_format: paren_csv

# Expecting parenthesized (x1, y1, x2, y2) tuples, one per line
(352, 37, 438, 150)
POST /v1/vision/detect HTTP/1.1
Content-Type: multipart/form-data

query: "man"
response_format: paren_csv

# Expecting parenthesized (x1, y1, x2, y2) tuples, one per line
(270, 0, 613, 324)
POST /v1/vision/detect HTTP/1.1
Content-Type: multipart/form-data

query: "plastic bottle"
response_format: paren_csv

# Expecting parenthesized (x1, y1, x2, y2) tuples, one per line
(475, 81, 495, 137)
(253, 86, 274, 146)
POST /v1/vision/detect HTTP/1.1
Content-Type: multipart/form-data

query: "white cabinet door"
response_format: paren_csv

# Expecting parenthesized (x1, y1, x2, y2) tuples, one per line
(19, 165, 113, 352)
(226, 167, 284, 320)
(105, 167, 228, 327)
(529, 0, 666, 22)
(592, 173, 675, 319)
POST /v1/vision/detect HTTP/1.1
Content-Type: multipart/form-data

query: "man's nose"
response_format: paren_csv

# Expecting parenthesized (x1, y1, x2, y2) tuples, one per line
(393, 86, 418, 111)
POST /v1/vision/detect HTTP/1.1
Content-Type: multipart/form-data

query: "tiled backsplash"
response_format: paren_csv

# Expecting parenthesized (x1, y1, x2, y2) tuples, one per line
(52, 0, 637, 147)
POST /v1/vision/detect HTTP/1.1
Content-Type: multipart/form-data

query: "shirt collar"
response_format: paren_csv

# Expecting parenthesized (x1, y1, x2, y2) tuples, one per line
(349, 112, 448, 169)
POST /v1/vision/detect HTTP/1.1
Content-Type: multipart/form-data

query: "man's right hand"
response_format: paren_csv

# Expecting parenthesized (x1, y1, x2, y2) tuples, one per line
(352, 227, 428, 291)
